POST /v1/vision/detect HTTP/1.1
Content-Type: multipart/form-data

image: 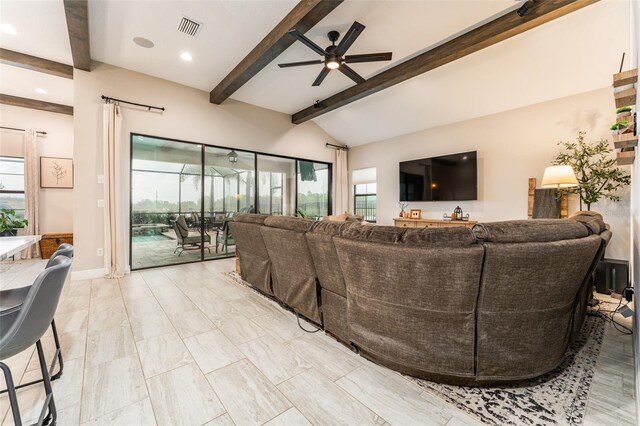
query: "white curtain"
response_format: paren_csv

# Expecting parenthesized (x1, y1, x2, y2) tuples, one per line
(21, 129, 40, 259)
(334, 148, 349, 214)
(103, 103, 126, 278)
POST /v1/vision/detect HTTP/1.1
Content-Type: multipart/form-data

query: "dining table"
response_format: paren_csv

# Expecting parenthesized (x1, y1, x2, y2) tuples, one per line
(0, 235, 42, 261)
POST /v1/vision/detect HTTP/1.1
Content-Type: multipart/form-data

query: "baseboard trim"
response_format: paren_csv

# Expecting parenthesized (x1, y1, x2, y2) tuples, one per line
(71, 268, 104, 281)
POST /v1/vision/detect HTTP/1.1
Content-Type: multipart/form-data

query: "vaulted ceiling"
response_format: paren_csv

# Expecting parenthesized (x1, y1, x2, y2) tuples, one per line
(0, 0, 632, 145)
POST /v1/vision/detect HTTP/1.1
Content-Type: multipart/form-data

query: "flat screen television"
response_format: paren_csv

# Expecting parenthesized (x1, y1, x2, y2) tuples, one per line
(399, 151, 477, 202)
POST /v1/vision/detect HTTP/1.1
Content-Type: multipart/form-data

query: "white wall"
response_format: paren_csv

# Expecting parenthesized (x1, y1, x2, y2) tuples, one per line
(349, 87, 630, 261)
(0, 104, 74, 234)
(73, 62, 336, 272)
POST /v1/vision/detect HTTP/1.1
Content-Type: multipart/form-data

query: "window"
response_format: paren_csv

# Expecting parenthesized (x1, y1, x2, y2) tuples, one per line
(354, 183, 376, 222)
(0, 156, 25, 218)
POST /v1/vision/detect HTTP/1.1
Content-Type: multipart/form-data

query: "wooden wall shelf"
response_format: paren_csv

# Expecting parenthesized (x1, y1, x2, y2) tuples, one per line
(612, 68, 637, 165)
(614, 88, 637, 109)
(613, 134, 638, 150)
(613, 69, 638, 87)
(617, 150, 635, 166)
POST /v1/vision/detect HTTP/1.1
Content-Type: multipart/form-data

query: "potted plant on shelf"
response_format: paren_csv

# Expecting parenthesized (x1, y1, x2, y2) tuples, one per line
(551, 132, 630, 211)
(0, 208, 28, 237)
(616, 106, 633, 121)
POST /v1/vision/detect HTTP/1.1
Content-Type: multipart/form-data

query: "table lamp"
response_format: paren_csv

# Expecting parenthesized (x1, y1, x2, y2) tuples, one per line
(540, 165, 579, 189)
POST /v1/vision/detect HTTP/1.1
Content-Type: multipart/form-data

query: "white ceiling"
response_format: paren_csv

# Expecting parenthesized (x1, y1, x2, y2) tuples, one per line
(0, 0, 73, 107)
(0, 0, 632, 147)
(233, 0, 517, 114)
(312, 0, 632, 145)
(0, 64, 73, 105)
(88, 0, 298, 91)
(0, 0, 72, 64)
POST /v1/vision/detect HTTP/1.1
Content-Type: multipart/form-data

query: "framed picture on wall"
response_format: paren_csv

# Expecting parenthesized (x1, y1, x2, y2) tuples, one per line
(40, 157, 73, 188)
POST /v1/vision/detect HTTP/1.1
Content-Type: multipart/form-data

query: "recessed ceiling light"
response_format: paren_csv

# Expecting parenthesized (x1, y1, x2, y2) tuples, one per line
(0, 24, 17, 35)
(133, 37, 154, 48)
(180, 51, 193, 62)
(35, 88, 47, 94)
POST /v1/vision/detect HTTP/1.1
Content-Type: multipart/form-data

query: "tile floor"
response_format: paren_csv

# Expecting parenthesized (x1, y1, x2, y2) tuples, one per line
(0, 258, 636, 426)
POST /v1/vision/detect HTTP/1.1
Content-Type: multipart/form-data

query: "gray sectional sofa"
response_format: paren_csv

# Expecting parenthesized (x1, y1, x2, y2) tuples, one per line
(230, 212, 610, 385)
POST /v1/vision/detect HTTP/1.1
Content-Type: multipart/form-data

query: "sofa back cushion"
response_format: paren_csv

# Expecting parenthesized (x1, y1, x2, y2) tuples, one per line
(230, 214, 272, 295)
(475, 234, 601, 381)
(305, 221, 357, 297)
(335, 237, 484, 378)
(260, 216, 320, 323)
(473, 219, 589, 243)
(263, 216, 315, 233)
(569, 211, 607, 235)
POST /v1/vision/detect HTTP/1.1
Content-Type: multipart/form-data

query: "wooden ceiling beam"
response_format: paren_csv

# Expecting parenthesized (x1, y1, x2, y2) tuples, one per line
(0, 49, 73, 79)
(63, 0, 91, 71)
(292, 0, 599, 124)
(210, 0, 343, 105)
(0, 94, 74, 115)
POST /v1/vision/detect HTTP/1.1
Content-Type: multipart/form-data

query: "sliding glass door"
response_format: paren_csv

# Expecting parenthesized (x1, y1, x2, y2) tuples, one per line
(131, 136, 202, 270)
(297, 161, 330, 220)
(130, 133, 332, 270)
(257, 155, 295, 216)
(204, 147, 255, 259)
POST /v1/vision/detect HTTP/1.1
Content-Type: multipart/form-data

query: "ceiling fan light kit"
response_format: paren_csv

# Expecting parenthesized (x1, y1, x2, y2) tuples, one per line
(279, 21, 392, 87)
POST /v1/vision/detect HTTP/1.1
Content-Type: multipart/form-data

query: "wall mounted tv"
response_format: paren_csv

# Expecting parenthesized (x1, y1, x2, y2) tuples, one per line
(399, 151, 477, 202)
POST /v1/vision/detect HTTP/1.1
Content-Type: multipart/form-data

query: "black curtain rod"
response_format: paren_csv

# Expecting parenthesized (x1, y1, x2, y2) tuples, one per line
(326, 142, 348, 151)
(0, 126, 47, 135)
(101, 95, 165, 112)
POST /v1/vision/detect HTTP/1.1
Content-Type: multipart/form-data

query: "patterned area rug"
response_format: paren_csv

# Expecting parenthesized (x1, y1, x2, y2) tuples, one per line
(405, 314, 606, 426)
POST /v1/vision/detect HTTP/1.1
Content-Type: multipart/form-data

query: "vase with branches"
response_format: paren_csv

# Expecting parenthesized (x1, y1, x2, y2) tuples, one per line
(551, 132, 630, 211)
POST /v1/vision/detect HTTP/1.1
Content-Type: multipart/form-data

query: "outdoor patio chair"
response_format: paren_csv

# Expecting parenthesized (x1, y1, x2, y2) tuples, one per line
(173, 215, 211, 256)
(216, 218, 235, 254)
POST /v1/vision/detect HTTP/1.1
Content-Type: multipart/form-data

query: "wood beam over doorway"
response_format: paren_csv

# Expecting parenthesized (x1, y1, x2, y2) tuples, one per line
(0, 94, 74, 115)
(292, 0, 599, 124)
(210, 0, 343, 104)
(63, 0, 91, 71)
(0, 49, 74, 79)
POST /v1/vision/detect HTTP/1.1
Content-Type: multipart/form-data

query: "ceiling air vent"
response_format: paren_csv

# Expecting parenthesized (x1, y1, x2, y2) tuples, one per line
(177, 16, 202, 37)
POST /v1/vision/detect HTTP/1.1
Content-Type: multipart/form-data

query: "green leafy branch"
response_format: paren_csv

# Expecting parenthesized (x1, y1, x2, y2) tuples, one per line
(551, 132, 630, 210)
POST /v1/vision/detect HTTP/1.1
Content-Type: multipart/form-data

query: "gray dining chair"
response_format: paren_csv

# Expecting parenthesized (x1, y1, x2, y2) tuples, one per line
(45, 243, 73, 268)
(0, 243, 74, 399)
(0, 255, 72, 426)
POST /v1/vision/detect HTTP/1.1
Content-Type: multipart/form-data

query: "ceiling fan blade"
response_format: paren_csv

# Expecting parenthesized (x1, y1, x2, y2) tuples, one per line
(312, 67, 330, 86)
(335, 21, 365, 56)
(344, 52, 392, 64)
(278, 60, 323, 68)
(288, 29, 326, 56)
(339, 64, 365, 85)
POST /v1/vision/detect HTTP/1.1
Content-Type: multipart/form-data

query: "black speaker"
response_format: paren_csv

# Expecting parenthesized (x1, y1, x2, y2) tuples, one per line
(595, 258, 629, 295)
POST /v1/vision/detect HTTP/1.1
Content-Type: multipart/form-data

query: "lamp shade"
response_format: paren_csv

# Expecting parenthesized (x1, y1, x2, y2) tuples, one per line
(540, 165, 579, 188)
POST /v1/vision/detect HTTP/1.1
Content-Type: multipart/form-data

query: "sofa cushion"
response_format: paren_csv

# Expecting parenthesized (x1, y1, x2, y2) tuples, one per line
(263, 216, 315, 233)
(335, 237, 484, 378)
(230, 219, 272, 295)
(234, 213, 269, 225)
(569, 211, 607, 235)
(341, 225, 406, 244)
(475, 235, 601, 380)
(402, 227, 477, 247)
(324, 213, 348, 221)
(345, 212, 365, 222)
(473, 219, 589, 243)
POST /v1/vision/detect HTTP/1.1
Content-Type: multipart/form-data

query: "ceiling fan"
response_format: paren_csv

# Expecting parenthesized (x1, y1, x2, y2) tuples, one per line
(278, 21, 392, 87)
